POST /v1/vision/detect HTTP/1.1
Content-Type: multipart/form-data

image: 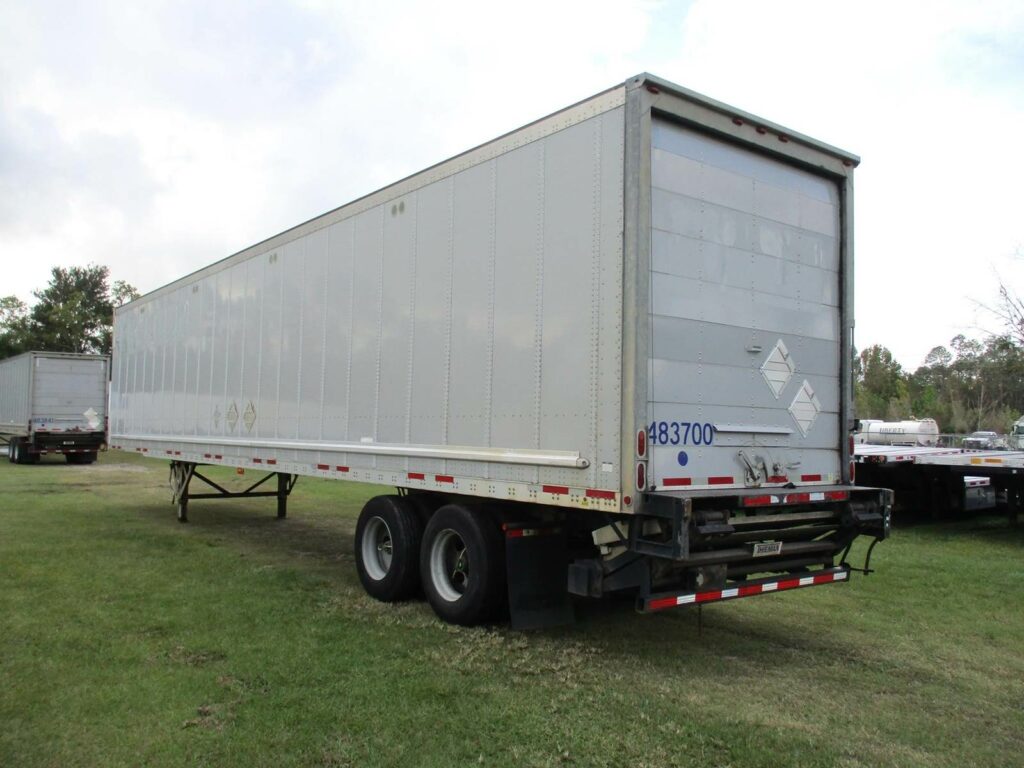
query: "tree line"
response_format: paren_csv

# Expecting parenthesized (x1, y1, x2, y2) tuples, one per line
(855, 336, 1024, 433)
(0, 265, 139, 358)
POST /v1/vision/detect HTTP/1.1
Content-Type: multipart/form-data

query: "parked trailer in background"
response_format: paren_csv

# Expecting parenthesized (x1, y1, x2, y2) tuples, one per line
(111, 73, 890, 628)
(862, 418, 940, 447)
(1, 351, 109, 464)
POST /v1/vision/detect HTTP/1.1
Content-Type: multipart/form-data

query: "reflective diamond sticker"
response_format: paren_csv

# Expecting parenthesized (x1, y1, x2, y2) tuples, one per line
(83, 407, 100, 430)
(226, 401, 239, 431)
(789, 380, 821, 436)
(213, 405, 221, 429)
(243, 402, 257, 432)
(761, 340, 795, 398)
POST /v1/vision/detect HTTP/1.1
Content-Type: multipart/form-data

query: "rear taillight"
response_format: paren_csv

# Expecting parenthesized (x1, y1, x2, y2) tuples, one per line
(637, 428, 647, 458)
(849, 434, 856, 483)
(636, 462, 647, 491)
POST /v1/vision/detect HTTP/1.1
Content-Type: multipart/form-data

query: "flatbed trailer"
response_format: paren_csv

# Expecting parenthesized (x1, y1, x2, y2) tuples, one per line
(854, 444, 1022, 521)
(111, 74, 890, 628)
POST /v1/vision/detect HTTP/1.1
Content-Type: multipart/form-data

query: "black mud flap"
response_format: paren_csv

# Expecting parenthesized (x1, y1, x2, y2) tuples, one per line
(504, 524, 574, 631)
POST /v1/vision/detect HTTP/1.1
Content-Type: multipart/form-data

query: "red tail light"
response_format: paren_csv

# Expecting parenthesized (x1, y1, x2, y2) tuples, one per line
(849, 434, 855, 483)
(637, 428, 647, 458)
(636, 462, 646, 491)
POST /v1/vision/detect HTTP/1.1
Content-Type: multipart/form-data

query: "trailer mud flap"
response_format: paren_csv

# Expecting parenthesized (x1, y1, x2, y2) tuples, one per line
(504, 525, 574, 630)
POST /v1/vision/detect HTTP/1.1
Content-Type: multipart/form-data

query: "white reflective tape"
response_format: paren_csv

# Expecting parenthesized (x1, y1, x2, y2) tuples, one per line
(721, 588, 739, 599)
(834, 571, 848, 581)
(799, 576, 814, 586)
(677, 594, 696, 605)
(762, 583, 778, 592)
(810, 492, 825, 502)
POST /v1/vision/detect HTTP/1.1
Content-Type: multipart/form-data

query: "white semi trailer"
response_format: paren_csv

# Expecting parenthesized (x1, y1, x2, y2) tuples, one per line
(1, 351, 109, 464)
(110, 74, 890, 628)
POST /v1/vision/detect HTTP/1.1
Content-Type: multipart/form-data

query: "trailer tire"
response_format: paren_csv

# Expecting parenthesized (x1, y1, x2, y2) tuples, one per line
(421, 504, 505, 626)
(6, 441, 13, 463)
(12, 439, 28, 465)
(355, 495, 424, 602)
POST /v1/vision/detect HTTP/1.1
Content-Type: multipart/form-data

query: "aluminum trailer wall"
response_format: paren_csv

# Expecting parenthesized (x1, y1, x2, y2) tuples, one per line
(113, 88, 627, 510)
(0, 352, 33, 434)
(111, 74, 860, 515)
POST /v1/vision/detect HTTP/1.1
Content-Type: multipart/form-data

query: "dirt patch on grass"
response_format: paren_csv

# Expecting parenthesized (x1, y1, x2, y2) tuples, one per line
(165, 645, 227, 666)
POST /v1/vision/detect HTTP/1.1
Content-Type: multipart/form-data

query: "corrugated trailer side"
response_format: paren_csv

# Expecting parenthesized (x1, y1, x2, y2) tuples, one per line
(112, 85, 628, 514)
(0, 352, 33, 434)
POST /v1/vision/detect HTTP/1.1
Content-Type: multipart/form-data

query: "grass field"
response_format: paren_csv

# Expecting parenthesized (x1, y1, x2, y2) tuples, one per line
(2, 451, 1023, 767)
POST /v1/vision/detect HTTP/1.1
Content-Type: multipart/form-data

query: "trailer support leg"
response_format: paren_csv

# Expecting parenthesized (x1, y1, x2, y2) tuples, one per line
(277, 472, 289, 519)
(168, 460, 297, 522)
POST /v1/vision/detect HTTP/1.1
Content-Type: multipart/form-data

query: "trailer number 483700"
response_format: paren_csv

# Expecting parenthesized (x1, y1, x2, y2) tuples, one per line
(647, 421, 715, 446)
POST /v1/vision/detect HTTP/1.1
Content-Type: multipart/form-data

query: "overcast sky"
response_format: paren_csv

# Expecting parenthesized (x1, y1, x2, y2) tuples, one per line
(2, 0, 1022, 369)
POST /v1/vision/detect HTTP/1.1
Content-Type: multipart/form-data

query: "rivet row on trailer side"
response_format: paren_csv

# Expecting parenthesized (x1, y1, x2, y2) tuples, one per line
(111, 74, 890, 628)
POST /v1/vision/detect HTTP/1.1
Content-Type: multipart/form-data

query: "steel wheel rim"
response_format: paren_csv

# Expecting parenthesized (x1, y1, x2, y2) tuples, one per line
(429, 528, 469, 603)
(361, 516, 393, 581)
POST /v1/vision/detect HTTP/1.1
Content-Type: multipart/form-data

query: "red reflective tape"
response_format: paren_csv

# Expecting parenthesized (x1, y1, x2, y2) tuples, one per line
(801, 474, 822, 482)
(648, 596, 679, 611)
(214, 455, 222, 460)
(543, 485, 569, 495)
(435, 475, 454, 484)
(203, 454, 211, 458)
(143, 448, 149, 453)
(253, 458, 262, 463)
(166, 450, 173, 455)
(743, 495, 774, 507)
(708, 476, 734, 485)
(695, 590, 722, 603)
(767, 475, 788, 483)
(408, 472, 425, 480)
(174, 451, 181, 456)
(586, 489, 616, 500)
(777, 578, 803, 591)
(785, 493, 811, 504)
(738, 584, 764, 597)
(337, 466, 349, 472)
(662, 477, 691, 487)
(825, 491, 849, 501)
(813, 572, 836, 585)
(267, 459, 277, 465)
(317, 464, 330, 470)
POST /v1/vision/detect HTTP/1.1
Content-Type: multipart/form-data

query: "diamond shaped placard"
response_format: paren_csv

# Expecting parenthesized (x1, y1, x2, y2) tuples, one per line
(789, 380, 821, 436)
(243, 402, 257, 432)
(761, 340, 795, 399)
(226, 401, 239, 431)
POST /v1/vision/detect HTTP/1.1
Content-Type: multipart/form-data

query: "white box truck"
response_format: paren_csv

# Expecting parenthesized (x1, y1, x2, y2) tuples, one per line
(111, 74, 890, 628)
(1, 351, 109, 464)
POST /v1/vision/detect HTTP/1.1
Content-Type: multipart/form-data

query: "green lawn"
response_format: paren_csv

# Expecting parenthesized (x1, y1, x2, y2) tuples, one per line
(2, 452, 1022, 767)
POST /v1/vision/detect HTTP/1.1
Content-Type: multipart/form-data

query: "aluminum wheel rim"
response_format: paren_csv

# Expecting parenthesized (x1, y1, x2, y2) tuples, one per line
(429, 528, 469, 603)
(361, 516, 393, 581)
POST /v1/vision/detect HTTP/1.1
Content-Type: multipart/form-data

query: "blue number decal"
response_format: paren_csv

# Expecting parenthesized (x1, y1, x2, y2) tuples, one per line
(648, 420, 715, 446)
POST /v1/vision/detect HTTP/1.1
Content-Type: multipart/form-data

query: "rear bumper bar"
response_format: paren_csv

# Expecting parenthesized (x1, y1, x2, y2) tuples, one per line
(639, 565, 850, 613)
